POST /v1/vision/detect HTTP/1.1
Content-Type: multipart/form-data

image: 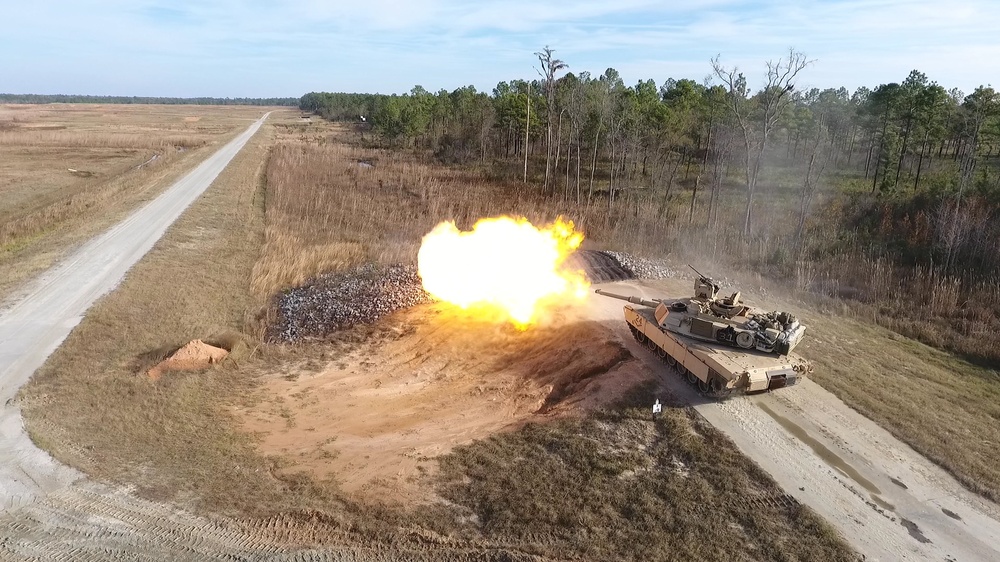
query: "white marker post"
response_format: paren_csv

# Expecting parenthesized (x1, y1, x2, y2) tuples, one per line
(652, 398, 662, 420)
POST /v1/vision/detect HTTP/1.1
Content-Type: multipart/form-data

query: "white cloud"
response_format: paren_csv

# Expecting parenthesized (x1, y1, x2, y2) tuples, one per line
(1, 0, 997, 96)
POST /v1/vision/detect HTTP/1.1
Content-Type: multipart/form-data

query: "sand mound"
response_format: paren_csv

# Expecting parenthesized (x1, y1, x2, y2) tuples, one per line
(238, 302, 642, 504)
(147, 339, 228, 381)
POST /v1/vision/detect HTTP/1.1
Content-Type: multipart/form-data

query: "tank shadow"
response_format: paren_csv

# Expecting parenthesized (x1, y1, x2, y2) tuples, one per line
(599, 316, 730, 408)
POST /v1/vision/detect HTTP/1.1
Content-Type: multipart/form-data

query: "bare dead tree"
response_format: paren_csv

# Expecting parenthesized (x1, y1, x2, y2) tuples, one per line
(523, 82, 530, 183)
(944, 87, 998, 274)
(797, 118, 830, 244)
(712, 49, 812, 237)
(535, 46, 568, 195)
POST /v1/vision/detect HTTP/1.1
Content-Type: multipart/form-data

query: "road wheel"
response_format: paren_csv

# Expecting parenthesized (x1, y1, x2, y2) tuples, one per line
(656, 346, 667, 359)
(710, 377, 730, 398)
(685, 369, 698, 385)
(665, 354, 677, 367)
(646, 337, 658, 351)
(635, 330, 647, 344)
(698, 379, 711, 393)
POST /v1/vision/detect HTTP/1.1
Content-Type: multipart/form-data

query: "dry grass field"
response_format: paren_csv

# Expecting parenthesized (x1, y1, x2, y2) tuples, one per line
(249, 119, 1000, 512)
(19, 115, 857, 560)
(20, 111, 293, 514)
(436, 388, 853, 562)
(20, 111, 1000, 557)
(0, 103, 266, 296)
(794, 299, 1000, 503)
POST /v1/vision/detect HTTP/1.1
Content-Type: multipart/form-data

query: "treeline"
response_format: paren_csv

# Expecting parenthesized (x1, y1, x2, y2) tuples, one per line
(301, 49, 1000, 280)
(1, 94, 298, 106)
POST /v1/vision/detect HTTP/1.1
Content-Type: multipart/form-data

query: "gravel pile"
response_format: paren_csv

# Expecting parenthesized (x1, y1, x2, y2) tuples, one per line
(269, 264, 431, 343)
(563, 250, 634, 283)
(602, 251, 677, 280)
(268, 252, 678, 343)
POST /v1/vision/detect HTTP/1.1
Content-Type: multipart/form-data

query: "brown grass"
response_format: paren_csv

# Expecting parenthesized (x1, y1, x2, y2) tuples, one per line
(790, 256, 1000, 366)
(18, 114, 310, 516)
(250, 126, 695, 300)
(0, 103, 268, 297)
(436, 383, 855, 561)
(19, 115, 856, 559)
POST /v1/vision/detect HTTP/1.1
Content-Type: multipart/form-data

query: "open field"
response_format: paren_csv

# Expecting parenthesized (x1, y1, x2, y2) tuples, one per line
(10, 115, 1000, 560)
(13, 115, 859, 559)
(0, 103, 267, 297)
(17, 111, 290, 515)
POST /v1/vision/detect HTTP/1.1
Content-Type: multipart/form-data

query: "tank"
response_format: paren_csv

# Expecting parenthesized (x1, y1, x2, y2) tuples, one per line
(596, 267, 812, 398)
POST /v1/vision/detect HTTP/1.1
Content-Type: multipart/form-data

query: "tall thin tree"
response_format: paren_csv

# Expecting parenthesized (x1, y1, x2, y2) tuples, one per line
(535, 46, 568, 195)
(712, 49, 812, 237)
(523, 82, 530, 183)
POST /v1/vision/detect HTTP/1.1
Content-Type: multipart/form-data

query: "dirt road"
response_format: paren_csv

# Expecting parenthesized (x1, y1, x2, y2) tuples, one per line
(0, 114, 274, 556)
(589, 279, 1000, 561)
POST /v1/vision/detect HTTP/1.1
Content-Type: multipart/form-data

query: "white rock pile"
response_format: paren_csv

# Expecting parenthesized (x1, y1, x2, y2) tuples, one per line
(602, 251, 677, 280)
(269, 252, 674, 342)
(269, 264, 431, 342)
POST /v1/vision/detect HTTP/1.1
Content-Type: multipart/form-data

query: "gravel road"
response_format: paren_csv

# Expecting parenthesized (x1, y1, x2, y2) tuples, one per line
(589, 279, 1000, 562)
(0, 114, 282, 558)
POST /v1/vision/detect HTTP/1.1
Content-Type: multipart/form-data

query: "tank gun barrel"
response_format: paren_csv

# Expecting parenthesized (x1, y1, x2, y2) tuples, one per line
(594, 289, 660, 308)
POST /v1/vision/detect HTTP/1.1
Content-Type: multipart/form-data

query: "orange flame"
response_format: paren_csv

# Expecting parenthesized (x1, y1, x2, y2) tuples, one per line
(417, 216, 589, 327)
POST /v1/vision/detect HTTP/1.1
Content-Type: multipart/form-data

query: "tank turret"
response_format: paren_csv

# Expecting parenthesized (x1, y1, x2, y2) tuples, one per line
(595, 268, 807, 357)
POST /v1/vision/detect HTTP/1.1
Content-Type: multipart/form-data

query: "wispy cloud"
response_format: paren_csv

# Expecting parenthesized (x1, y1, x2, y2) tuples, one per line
(1, 0, 996, 97)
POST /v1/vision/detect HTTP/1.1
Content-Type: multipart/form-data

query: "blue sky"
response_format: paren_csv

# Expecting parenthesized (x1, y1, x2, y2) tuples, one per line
(2, 0, 997, 98)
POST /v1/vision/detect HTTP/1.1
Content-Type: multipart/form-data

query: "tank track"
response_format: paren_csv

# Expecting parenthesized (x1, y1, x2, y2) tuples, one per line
(737, 492, 801, 513)
(628, 325, 735, 400)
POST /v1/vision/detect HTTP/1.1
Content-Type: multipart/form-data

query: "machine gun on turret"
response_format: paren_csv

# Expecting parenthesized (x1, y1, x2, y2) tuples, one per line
(688, 265, 720, 301)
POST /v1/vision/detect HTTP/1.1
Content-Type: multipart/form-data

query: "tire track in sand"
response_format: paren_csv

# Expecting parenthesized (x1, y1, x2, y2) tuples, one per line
(588, 280, 1000, 561)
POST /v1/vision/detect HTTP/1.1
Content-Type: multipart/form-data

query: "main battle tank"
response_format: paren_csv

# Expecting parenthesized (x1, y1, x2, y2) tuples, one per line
(596, 267, 811, 397)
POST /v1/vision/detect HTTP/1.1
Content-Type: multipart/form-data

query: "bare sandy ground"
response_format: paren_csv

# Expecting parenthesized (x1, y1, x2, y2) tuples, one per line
(238, 302, 640, 504)
(588, 278, 1000, 562)
(0, 478, 546, 561)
